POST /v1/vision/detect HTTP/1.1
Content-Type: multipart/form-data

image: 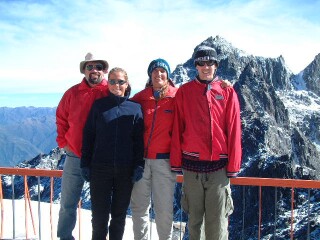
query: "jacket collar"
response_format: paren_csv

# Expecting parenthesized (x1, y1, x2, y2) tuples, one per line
(108, 91, 129, 104)
(140, 85, 177, 100)
(194, 76, 219, 85)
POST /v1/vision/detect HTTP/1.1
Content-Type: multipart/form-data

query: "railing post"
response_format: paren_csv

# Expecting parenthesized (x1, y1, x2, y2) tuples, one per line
(274, 187, 277, 240)
(290, 187, 294, 240)
(11, 175, 15, 239)
(180, 204, 182, 240)
(307, 189, 310, 240)
(258, 186, 262, 240)
(38, 176, 42, 240)
(50, 177, 54, 240)
(0, 176, 3, 239)
(24, 176, 29, 239)
(242, 186, 245, 240)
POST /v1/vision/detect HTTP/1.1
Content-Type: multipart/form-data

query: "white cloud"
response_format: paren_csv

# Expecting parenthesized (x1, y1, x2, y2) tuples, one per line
(0, 0, 320, 96)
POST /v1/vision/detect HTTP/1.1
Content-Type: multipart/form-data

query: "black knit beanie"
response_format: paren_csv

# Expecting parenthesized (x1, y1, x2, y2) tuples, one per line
(193, 46, 219, 66)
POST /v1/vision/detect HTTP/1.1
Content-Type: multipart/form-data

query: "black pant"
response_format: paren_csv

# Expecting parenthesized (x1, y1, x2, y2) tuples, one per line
(90, 166, 133, 240)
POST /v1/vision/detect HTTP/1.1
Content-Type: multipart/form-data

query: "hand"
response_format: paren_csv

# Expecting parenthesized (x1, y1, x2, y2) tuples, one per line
(81, 167, 91, 182)
(221, 79, 232, 88)
(132, 166, 144, 183)
(63, 145, 71, 152)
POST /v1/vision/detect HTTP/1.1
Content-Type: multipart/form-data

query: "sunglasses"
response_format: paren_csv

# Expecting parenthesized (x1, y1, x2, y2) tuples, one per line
(196, 60, 216, 67)
(86, 64, 104, 71)
(108, 79, 127, 85)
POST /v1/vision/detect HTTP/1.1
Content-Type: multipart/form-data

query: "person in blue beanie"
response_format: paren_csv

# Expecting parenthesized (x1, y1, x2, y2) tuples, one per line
(81, 67, 144, 240)
(130, 58, 178, 240)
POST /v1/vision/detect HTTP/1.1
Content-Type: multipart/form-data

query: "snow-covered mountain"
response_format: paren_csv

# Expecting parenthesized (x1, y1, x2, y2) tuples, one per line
(1, 35, 319, 239)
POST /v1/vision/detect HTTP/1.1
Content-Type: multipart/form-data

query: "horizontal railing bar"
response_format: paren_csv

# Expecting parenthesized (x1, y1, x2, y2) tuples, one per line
(177, 175, 320, 189)
(230, 177, 320, 188)
(0, 168, 62, 178)
(1, 168, 320, 189)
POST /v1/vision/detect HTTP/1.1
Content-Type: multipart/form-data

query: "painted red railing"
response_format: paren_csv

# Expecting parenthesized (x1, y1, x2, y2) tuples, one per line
(1, 167, 320, 240)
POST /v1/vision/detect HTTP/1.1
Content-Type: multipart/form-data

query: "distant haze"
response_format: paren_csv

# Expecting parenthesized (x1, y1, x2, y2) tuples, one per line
(0, 90, 141, 108)
(0, 93, 63, 108)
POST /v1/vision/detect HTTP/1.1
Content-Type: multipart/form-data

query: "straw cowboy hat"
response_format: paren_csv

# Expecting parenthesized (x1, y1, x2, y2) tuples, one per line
(79, 52, 109, 74)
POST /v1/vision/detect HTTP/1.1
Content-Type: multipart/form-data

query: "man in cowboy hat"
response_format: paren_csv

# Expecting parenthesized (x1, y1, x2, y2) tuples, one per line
(56, 52, 109, 240)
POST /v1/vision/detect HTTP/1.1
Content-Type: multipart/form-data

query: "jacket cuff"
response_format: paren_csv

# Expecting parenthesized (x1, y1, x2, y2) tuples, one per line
(227, 171, 238, 178)
(171, 166, 182, 172)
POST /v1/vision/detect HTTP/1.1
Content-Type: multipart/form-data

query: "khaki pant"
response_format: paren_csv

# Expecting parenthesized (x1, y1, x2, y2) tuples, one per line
(182, 169, 234, 240)
(130, 158, 176, 240)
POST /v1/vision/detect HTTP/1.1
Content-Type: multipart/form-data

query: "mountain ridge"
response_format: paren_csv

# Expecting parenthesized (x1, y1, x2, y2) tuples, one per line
(0, 106, 57, 166)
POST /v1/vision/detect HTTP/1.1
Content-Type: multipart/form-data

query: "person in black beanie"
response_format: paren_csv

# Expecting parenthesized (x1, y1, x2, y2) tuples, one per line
(170, 45, 242, 240)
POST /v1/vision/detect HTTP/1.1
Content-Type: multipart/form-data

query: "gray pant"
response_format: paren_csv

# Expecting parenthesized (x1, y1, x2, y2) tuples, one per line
(130, 158, 176, 240)
(182, 169, 234, 240)
(57, 151, 84, 239)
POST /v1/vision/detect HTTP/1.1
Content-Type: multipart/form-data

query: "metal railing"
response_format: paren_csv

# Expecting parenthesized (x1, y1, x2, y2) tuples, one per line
(1, 167, 320, 240)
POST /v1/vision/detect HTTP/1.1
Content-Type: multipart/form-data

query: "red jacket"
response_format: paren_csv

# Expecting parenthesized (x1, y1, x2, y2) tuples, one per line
(170, 78, 242, 176)
(131, 85, 178, 159)
(56, 78, 109, 157)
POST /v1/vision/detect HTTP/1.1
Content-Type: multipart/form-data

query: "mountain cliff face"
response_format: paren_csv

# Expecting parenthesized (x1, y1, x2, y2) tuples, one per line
(1, 36, 319, 239)
(301, 53, 320, 96)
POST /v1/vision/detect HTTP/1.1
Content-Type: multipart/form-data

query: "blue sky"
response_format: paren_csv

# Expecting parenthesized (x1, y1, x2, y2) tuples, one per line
(1, 0, 320, 94)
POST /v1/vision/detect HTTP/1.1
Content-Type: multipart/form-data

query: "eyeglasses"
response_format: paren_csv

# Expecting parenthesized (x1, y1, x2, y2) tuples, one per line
(86, 64, 104, 71)
(196, 60, 216, 67)
(108, 79, 127, 85)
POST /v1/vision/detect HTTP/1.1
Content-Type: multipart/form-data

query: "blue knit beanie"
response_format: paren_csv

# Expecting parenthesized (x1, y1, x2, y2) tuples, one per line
(147, 58, 171, 78)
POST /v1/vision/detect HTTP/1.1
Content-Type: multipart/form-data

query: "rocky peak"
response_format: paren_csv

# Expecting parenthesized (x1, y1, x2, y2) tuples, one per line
(301, 53, 320, 96)
(172, 36, 293, 91)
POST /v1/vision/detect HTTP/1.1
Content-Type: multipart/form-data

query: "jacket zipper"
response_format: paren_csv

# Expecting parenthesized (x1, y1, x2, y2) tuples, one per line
(145, 100, 158, 158)
(206, 84, 214, 160)
(114, 98, 120, 167)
